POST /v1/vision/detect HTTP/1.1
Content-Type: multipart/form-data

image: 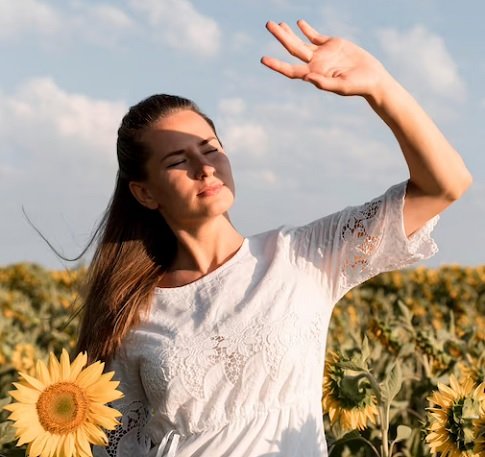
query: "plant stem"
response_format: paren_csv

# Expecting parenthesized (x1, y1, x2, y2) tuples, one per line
(328, 436, 381, 457)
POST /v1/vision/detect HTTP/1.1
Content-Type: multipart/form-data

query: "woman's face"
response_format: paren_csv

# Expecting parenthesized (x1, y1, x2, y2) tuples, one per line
(132, 109, 235, 229)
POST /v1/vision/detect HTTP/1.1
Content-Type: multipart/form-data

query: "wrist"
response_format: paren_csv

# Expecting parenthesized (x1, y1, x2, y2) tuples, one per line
(363, 73, 405, 110)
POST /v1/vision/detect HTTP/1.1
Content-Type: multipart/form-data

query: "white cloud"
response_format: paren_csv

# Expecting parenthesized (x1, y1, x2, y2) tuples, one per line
(84, 4, 134, 29)
(214, 92, 405, 199)
(377, 25, 466, 102)
(128, 0, 221, 57)
(218, 98, 246, 116)
(0, 78, 128, 265)
(3, 78, 126, 155)
(0, 0, 134, 46)
(220, 123, 269, 159)
(0, 0, 61, 39)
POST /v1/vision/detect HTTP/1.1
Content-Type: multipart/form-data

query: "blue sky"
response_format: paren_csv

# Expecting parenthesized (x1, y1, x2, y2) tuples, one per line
(1, 0, 484, 268)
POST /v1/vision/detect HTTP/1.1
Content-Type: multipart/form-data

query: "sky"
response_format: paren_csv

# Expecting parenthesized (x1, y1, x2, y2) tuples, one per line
(1, 0, 484, 269)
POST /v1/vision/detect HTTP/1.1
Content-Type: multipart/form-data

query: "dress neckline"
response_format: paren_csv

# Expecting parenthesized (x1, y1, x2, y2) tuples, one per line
(153, 237, 249, 294)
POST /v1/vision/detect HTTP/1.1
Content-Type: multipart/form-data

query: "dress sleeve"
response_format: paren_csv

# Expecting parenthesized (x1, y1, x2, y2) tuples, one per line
(92, 345, 152, 457)
(288, 179, 440, 304)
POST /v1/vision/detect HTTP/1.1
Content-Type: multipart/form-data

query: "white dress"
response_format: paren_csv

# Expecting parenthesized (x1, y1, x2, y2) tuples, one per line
(93, 179, 439, 457)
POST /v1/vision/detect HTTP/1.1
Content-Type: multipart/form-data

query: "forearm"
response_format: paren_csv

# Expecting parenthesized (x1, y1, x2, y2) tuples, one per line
(365, 76, 473, 199)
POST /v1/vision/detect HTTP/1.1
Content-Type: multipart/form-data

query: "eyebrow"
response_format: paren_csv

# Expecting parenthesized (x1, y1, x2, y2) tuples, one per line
(161, 137, 218, 162)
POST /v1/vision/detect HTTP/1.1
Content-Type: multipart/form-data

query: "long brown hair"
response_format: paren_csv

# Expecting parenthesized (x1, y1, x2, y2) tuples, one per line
(75, 94, 218, 363)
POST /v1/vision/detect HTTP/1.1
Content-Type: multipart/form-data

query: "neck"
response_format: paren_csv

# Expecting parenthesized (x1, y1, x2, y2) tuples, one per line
(168, 215, 244, 275)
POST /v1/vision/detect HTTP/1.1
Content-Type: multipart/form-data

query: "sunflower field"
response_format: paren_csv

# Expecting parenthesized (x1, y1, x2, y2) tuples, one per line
(1, 262, 485, 456)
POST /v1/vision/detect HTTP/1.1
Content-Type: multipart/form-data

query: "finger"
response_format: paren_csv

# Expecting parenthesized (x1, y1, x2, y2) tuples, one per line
(265, 20, 313, 63)
(297, 19, 332, 46)
(260, 56, 309, 79)
(303, 72, 344, 93)
(278, 22, 318, 50)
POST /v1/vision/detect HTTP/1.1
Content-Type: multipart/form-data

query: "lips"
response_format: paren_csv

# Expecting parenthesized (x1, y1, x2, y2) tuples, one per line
(197, 183, 223, 197)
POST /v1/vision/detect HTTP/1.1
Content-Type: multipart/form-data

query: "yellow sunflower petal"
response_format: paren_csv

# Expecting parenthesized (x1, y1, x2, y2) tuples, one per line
(45, 433, 60, 457)
(86, 379, 123, 403)
(75, 362, 105, 388)
(9, 383, 41, 404)
(86, 370, 114, 383)
(3, 401, 28, 413)
(16, 420, 45, 446)
(60, 349, 72, 381)
(437, 383, 456, 399)
(449, 375, 460, 392)
(39, 432, 55, 457)
(76, 427, 93, 457)
(68, 352, 88, 381)
(87, 403, 121, 429)
(55, 435, 65, 457)
(63, 431, 75, 457)
(29, 430, 51, 457)
(48, 353, 61, 383)
(36, 360, 52, 386)
(82, 421, 108, 446)
(88, 402, 122, 418)
(19, 371, 46, 391)
(11, 414, 43, 431)
(3, 402, 36, 420)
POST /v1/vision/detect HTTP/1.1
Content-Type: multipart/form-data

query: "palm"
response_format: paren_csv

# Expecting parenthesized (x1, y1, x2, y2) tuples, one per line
(261, 20, 389, 97)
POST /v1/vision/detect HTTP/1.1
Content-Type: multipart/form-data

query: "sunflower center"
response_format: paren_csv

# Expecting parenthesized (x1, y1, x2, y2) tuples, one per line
(36, 382, 88, 434)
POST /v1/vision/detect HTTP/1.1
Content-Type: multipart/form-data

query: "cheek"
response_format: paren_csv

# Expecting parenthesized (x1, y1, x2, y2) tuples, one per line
(218, 156, 234, 181)
(162, 173, 193, 201)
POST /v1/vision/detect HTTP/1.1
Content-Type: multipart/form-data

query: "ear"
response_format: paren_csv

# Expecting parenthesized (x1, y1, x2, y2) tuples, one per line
(128, 181, 159, 210)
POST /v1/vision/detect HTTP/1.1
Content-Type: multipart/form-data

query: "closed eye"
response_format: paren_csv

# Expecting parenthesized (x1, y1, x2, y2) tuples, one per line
(166, 159, 186, 168)
(166, 149, 219, 168)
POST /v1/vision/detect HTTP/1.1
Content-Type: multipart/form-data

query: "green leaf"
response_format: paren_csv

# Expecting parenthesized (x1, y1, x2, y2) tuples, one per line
(397, 298, 413, 323)
(337, 360, 365, 372)
(394, 424, 412, 443)
(330, 430, 362, 447)
(462, 397, 480, 420)
(0, 397, 12, 409)
(0, 421, 17, 446)
(0, 449, 27, 457)
(385, 363, 402, 402)
(361, 335, 371, 362)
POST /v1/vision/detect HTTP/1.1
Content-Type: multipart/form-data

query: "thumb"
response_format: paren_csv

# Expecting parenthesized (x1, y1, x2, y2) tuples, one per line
(303, 73, 342, 92)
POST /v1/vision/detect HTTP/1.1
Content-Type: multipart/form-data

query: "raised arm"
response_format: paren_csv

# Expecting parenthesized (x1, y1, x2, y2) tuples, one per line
(261, 19, 473, 238)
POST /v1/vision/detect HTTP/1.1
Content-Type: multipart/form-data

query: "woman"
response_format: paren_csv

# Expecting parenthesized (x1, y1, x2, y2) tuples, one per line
(87, 20, 472, 457)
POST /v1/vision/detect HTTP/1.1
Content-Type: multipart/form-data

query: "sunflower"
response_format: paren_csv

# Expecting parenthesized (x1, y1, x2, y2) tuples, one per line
(474, 416, 485, 455)
(457, 354, 485, 385)
(3, 349, 124, 457)
(11, 343, 38, 376)
(426, 374, 485, 457)
(322, 351, 379, 432)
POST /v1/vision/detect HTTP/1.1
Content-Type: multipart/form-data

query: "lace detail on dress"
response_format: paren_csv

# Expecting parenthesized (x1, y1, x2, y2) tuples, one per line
(103, 401, 151, 457)
(337, 180, 439, 295)
(140, 310, 325, 433)
(341, 199, 383, 274)
(174, 312, 322, 395)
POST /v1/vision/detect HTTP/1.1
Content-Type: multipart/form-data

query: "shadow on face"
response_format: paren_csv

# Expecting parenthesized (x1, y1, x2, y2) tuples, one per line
(128, 119, 236, 230)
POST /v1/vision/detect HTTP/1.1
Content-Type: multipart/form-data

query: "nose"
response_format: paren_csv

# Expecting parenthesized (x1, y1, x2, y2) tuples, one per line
(193, 155, 215, 180)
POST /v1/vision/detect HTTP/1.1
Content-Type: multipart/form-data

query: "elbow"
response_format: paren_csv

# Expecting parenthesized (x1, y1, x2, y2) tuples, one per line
(445, 171, 473, 201)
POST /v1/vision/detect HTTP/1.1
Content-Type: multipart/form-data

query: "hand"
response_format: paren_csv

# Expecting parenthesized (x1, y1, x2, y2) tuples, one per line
(261, 19, 393, 99)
